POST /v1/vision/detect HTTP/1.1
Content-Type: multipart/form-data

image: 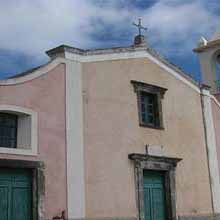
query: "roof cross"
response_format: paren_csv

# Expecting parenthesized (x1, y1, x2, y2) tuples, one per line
(132, 18, 147, 36)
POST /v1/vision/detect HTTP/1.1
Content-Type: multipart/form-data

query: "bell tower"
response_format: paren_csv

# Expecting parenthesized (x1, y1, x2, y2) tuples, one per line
(194, 33, 220, 94)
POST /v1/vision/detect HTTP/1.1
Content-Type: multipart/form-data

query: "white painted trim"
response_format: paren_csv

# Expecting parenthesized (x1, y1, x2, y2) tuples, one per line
(0, 58, 66, 85)
(144, 53, 200, 93)
(0, 49, 200, 95)
(0, 54, 86, 215)
(201, 89, 220, 212)
(0, 105, 38, 156)
(201, 92, 220, 109)
(0, 147, 37, 156)
(65, 60, 85, 218)
(210, 94, 220, 109)
(65, 50, 200, 93)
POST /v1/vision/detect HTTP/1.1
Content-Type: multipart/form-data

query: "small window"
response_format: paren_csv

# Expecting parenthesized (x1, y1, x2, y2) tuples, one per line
(0, 113, 17, 148)
(140, 91, 159, 127)
(0, 106, 37, 156)
(131, 80, 167, 129)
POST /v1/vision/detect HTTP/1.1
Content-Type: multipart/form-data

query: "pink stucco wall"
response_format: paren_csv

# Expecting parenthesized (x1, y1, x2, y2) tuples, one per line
(82, 58, 212, 217)
(212, 97, 220, 180)
(0, 64, 67, 220)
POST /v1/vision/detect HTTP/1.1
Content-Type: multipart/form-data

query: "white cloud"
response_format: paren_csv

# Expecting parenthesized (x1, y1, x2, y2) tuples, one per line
(0, 0, 96, 60)
(0, 0, 218, 63)
(141, 0, 219, 56)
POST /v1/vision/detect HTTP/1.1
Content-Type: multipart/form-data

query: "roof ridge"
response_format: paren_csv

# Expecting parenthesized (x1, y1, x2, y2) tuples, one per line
(8, 61, 51, 79)
(146, 47, 199, 86)
(7, 44, 199, 89)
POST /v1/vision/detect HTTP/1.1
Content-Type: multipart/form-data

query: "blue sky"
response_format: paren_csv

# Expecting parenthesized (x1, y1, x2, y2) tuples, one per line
(0, 0, 219, 80)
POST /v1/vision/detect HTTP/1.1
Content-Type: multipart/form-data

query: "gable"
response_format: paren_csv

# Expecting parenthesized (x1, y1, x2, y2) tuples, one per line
(82, 57, 200, 99)
(78, 50, 200, 94)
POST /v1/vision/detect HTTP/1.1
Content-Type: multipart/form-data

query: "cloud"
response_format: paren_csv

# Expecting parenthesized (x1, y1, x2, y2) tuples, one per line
(0, 1, 92, 55)
(0, 0, 219, 71)
(141, 0, 219, 56)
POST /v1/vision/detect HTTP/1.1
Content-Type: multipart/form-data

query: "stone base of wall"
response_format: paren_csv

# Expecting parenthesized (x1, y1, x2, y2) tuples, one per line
(178, 213, 220, 220)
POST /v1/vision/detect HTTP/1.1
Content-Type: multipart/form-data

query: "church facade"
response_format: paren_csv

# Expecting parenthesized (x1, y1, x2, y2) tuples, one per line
(0, 34, 220, 220)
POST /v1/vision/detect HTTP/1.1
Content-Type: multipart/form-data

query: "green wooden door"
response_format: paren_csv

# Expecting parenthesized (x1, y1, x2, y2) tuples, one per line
(143, 171, 166, 220)
(0, 169, 32, 220)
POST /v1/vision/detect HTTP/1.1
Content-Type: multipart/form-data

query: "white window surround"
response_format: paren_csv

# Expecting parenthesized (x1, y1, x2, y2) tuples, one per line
(0, 105, 38, 156)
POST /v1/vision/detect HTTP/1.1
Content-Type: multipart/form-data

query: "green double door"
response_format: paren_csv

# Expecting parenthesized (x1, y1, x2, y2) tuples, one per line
(143, 170, 166, 220)
(0, 169, 32, 220)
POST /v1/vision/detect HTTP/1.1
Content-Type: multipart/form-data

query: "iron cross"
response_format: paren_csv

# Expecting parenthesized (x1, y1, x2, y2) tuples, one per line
(132, 18, 147, 36)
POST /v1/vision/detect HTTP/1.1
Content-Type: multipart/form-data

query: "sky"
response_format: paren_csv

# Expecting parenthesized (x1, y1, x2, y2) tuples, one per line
(0, 0, 219, 80)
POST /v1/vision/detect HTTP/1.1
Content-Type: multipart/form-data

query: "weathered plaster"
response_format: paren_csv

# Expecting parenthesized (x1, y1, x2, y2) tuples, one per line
(0, 64, 67, 220)
(201, 88, 220, 212)
(82, 58, 212, 217)
(65, 50, 200, 93)
(65, 59, 85, 219)
(195, 46, 220, 94)
(179, 213, 220, 220)
(0, 48, 199, 94)
(0, 57, 85, 219)
(211, 96, 220, 195)
(0, 43, 216, 219)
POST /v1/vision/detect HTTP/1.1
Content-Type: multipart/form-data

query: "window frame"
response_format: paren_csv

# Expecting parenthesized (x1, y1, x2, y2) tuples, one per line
(131, 80, 167, 129)
(0, 113, 18, 148)
(139, 91, 159, 127)
(0, 105, 38, 156)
